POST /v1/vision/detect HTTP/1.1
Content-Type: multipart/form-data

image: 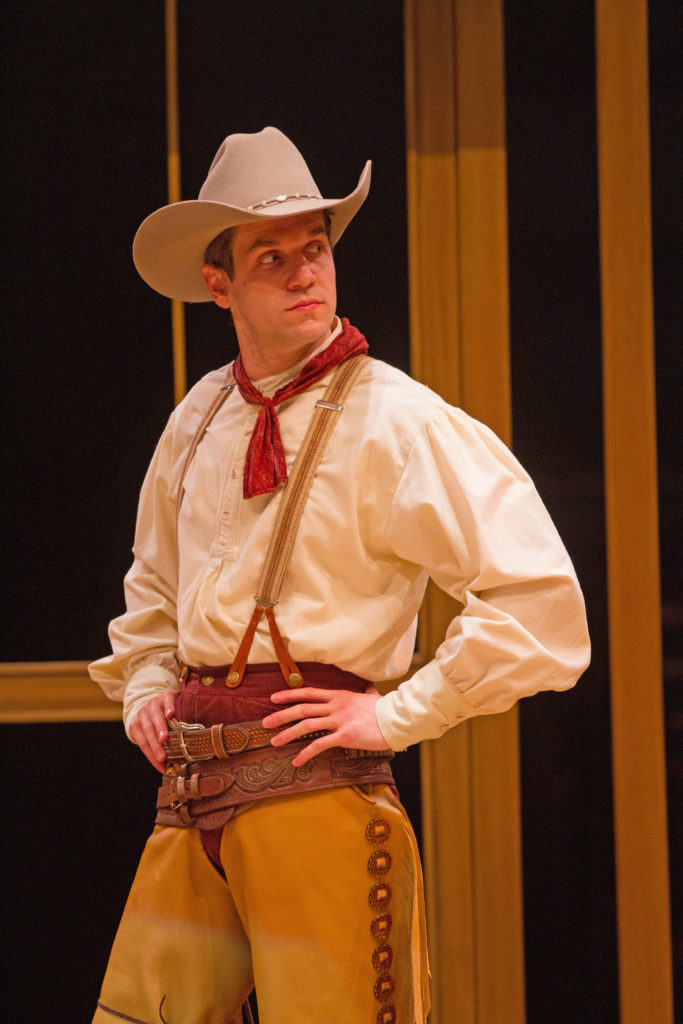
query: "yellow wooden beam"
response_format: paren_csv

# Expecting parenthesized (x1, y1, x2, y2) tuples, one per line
(404, 0, 460, 400)
(165, 0, 187, 404)
(0, 662, 121, 723)
(453, 4, 525, 1020)
(595, 2, 673, 1021)
(404, 5, 474, 1019)
(404, 2, 524, 1021)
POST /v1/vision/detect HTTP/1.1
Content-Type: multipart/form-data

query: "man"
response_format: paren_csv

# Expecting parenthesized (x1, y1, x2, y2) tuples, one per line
(90, 127, 590, 1024)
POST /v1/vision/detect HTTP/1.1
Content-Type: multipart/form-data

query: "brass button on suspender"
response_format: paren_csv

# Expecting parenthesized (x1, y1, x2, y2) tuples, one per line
(226, 671, 241, 687)
(288, 672, 303, 687)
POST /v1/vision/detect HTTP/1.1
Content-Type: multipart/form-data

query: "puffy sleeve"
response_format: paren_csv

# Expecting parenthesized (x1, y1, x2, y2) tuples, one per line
(88, 411, 182, 735)
(375, 406, 590, 750)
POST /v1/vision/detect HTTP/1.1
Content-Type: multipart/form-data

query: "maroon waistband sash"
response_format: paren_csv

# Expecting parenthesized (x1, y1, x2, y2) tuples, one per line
(175, 661, 369, 728)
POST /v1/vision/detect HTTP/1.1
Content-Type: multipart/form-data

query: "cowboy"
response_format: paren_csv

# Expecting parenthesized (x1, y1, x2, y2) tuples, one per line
(90, 127, 590, 1024)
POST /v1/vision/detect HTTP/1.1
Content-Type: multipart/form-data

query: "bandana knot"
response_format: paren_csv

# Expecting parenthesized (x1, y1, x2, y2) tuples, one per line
(232, 318, 368, 498)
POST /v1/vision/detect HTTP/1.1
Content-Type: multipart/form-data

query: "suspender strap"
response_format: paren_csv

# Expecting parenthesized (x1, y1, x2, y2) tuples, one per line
(256, 353, 368, 605)
(228, 354, 369, 688)
(176, 384, 235, 525)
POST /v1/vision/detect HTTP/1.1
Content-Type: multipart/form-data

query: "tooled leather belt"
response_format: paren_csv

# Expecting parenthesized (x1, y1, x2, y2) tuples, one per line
(164, 716, 332, 762)
(156, 718, 396, 831)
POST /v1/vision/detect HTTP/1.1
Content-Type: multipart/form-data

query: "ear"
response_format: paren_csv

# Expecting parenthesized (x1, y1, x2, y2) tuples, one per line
(201, 264, 232, 309)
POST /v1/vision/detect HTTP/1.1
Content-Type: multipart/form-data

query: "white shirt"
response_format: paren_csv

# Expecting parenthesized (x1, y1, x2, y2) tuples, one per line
(89, 320, 590, 749)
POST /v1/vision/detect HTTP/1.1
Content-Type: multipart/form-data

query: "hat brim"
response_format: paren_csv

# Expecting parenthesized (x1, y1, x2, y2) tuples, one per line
(133, 161, 371, 303)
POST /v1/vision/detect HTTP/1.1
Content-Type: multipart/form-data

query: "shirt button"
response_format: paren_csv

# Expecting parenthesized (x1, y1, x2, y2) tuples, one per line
(230, 467, 239, 479)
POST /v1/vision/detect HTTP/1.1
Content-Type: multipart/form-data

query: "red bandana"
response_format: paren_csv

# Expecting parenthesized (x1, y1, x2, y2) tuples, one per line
(232, 318, 368, 498)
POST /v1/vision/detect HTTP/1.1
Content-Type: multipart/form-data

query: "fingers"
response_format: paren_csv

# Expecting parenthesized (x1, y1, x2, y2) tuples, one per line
(290, 732, 340, 767)
(263, 687, 335, 732)
(129, 690, 177, 774)
(264, 690, 340, 757)
(265, 699, 332, 754)
(263, 700, 331, 730)
(269, 715, 330, 748)
(269, 686, 333, 707)
(264, 689, 387, 766)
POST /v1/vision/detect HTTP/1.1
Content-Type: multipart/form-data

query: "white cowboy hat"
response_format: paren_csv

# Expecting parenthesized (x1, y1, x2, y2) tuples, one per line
(133, 126, 371, 302)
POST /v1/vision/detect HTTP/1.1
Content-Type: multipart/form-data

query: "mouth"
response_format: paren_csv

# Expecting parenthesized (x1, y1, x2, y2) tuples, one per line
(287, 299, 322, 312)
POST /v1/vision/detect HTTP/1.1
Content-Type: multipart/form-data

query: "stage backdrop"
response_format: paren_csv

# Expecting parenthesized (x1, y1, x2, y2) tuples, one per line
(1, 2, 679, 1022)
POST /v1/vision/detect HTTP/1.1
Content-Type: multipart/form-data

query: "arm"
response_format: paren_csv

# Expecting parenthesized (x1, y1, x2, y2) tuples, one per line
(374, 410, 590, 749)
(265, 406, 590, 758)
(89, 413, 183, 745)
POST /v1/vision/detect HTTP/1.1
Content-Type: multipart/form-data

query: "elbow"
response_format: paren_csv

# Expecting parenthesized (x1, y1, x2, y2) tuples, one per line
(575, 597, 592, 677)
(560, 624, 591, 690)
(576, 632, 592, 681)
(555, 579, 591, 686)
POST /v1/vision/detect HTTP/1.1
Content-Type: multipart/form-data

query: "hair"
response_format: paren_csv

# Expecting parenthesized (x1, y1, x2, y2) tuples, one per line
(204, 226, 238, 279)
(203, 209, 333, 279)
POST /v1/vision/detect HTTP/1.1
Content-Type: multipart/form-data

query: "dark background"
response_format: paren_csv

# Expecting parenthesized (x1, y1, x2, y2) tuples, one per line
(1, 2, 679, 1021)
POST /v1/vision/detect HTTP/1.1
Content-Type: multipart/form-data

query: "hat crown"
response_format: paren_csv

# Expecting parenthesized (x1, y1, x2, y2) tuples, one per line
(198, 126, 321, 210)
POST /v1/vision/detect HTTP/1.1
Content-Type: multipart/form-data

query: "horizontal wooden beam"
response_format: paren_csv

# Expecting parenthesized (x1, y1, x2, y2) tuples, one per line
(0, 662, 121, 722)
(0, 657, 423, 724)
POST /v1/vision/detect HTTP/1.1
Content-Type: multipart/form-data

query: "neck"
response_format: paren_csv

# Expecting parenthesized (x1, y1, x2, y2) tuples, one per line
(237, 324, 335, 382)
(239, 344, 319, 383)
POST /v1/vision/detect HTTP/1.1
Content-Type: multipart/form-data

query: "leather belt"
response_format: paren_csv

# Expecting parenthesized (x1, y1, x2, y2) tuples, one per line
(157, 730, 396, 831)
(164, 717, 392, 765)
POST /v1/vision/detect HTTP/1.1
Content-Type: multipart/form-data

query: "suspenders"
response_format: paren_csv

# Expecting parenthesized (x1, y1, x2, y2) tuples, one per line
(176, 354, 369, 688)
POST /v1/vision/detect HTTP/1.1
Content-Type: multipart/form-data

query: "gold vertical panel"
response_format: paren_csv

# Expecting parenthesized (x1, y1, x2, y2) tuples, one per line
(453, 5, 525, 1021)
(419, 588, 477, 1024)
(595, 2, 674, 1022)
(165, 0, 187, 403)
(453, 0, 511, 440)
(404, 0, 460, 400)
(405, 2, 472, 1018)
(405, 1, 524, 1021)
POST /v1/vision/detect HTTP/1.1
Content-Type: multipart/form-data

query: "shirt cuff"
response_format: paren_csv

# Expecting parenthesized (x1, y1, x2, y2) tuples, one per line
(375, 659, 482, 750)
(122, 663, 180, 739)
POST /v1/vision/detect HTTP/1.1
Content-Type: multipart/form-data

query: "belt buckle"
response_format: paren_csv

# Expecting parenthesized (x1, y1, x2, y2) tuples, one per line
(171, 719, 214, 764)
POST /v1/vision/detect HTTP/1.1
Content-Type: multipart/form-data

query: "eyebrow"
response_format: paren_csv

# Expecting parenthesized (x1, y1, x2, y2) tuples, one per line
(245, 225, 327, 255)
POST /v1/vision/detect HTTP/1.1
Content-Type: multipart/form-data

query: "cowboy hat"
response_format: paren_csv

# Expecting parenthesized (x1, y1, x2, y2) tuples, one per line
(133, 126, 371, 303)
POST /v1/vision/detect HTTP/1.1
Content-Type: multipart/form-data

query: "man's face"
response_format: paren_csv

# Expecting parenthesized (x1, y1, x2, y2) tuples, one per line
(216, 211, 337, 361)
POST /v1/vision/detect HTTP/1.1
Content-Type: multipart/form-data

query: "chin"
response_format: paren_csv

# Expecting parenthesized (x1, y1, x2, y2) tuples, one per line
(292, 314, 332, 339)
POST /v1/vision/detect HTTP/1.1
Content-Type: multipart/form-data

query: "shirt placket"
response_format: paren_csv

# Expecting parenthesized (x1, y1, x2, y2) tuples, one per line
(215, 405, 256, 560)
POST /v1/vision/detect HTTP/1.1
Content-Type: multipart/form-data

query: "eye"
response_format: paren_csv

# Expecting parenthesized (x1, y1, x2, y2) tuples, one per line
(258, 251, 281, 265)
(307, 241, 326, 256)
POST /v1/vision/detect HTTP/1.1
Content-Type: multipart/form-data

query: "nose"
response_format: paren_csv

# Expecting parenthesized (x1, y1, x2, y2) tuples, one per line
(287, 255, 316, 288)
